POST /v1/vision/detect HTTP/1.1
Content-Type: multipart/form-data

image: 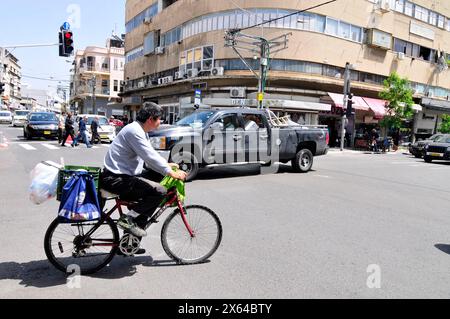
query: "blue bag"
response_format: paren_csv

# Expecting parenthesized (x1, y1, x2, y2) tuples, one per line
(58, 172, 101, 222)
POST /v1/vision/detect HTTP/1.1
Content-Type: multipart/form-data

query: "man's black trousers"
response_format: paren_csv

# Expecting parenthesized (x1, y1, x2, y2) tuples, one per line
(101, 169, 166, 228)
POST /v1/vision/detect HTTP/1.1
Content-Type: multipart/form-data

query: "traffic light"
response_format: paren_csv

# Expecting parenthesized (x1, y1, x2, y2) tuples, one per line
(59, 30, 74, 57)
(346, 93, 354, 117)
(0, 82, 5, 95)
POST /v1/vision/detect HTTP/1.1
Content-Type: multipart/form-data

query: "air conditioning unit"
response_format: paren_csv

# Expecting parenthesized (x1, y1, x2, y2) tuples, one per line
(155, 47, 165, 55)
(211, 67, 224, 76)
(138, 81, 145, 88)
(175, 71, 185, 80)
(158, 78, 164, 85)
(144, 17, 152, 25)
(187, 68, 199, 78)
(230, 87, 246, 98)
(378, 0, 391, 13)
(396, 52, 405, 60)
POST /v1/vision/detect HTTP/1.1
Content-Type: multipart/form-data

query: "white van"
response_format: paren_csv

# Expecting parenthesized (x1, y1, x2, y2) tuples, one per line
(12, 110, 30, 127)
(75, 115, 116, 143)
(0, 111, 12, 124)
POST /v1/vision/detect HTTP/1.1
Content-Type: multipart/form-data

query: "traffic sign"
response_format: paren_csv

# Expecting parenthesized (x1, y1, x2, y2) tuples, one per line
(194, 90, 202, 107)
(61, 22, 71, 31)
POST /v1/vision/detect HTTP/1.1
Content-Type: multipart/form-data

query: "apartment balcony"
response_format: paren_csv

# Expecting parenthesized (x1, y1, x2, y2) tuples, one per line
(74, 86, 111, 97)
(78, 64, 110, 75)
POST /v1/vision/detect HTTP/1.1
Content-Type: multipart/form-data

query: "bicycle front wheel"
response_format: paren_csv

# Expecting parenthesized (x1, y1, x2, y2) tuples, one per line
(161, 205, 222, 264)
(44, 217, 119, 275)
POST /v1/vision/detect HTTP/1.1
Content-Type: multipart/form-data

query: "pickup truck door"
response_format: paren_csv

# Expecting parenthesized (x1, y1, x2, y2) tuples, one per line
(242, 113, 269, 162)
(208, 114, 245, 164)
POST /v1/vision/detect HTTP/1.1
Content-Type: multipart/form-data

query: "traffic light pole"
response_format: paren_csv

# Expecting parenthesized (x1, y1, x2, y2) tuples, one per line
(340, 62, 351, 152)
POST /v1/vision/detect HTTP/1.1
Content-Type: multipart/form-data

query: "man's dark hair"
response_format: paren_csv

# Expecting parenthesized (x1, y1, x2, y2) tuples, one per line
(136, 102, 163, 123)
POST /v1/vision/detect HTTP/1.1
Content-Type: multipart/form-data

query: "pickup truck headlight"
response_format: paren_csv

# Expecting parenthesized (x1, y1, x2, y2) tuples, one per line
(150, 136, 166, 150)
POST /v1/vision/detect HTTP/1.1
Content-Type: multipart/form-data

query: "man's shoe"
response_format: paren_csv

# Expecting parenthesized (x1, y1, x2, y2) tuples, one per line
(117, 216, 147, 237)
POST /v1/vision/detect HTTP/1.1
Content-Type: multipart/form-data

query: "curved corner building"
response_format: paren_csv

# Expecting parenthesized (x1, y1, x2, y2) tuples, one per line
(123, 0, 450, 143)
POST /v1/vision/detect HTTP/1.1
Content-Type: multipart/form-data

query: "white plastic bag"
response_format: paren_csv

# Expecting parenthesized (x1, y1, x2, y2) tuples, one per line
(29, 162, 61, 205)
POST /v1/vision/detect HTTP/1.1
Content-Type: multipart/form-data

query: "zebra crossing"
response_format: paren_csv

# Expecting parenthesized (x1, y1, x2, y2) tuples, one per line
(14, 142, 111, 151)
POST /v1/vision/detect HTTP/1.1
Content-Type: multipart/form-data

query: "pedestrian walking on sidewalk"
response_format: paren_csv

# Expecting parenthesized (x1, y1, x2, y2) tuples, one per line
(57, 112, 66, 144)
(61, 112, 76, 147)
(90, 116, 101, 145)
(74, 116, 92, 148)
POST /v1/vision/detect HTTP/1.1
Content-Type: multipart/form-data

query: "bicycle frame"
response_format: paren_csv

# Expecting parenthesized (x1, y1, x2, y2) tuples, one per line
(81, 188, 195, 248)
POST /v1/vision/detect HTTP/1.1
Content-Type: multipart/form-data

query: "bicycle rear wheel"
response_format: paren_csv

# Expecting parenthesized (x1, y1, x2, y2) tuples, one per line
(44, 217, 119, 275)
(161, 205, 222, 264)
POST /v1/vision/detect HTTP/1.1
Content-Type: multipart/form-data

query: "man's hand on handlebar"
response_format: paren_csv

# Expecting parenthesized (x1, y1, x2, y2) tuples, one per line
(169, 169, 187, 181)
(168, 163, 180, 170)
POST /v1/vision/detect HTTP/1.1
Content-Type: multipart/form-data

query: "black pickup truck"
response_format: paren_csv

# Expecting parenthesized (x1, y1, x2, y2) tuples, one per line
(149, 108, 329, 180)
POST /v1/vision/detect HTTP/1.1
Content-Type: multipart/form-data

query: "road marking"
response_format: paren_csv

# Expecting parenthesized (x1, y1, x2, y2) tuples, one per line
(315, 175, 331, 178)
(41, 144, 60, 150)
(19, 144, 37, 151)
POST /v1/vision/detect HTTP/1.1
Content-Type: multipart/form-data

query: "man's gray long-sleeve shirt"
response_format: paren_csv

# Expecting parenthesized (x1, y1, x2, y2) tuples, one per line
(104, 122, 172, 176)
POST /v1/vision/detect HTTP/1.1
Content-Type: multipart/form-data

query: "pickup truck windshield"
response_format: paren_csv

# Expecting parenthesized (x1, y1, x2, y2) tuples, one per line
(177, 112, 215, 128)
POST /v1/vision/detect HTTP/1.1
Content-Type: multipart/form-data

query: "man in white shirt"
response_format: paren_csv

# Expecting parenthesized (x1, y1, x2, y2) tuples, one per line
(101, 102, 186, 240)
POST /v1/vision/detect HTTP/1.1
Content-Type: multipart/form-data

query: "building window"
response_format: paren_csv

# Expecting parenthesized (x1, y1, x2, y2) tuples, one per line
(395, 0, 405, 13)
(414, 6, 429, 23)
(180, 45, 214, 73)
(429, 12, 437, 26)
(144, 31, 156, 55)
(404, 1, 414, 17)
(438, 15, 445, 28)
(325, 17, 338, 36)
(113, 80, 118, 92)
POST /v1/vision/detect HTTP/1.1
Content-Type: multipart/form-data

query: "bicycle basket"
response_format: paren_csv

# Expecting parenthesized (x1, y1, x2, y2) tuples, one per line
(56, 165, 101, 201)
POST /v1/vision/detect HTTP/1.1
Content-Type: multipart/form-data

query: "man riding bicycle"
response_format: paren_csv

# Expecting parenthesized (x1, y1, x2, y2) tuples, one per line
(101, 102, 187, 244)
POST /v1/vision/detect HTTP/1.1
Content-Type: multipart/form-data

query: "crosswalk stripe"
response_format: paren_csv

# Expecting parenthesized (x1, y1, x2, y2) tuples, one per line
(19, 144, 37, 150)
(41, 144, 60, 150)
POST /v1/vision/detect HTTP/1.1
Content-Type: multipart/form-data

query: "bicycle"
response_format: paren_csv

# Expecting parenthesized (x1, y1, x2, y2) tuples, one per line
(44, 186, 223, 275)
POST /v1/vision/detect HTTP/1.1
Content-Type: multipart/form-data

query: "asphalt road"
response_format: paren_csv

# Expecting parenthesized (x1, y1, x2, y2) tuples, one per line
(1, 124, 450, 299)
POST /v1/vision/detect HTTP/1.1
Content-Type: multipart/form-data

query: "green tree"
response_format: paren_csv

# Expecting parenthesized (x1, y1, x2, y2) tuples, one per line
(378, 72, 414, 144)
(439, 114, 450, 134)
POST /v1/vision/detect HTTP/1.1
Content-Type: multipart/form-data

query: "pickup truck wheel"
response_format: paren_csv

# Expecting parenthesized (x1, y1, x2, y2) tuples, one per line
(172, 152, 199, 182)
(292, 149, 314, 173)
(424, 156, 432, 163)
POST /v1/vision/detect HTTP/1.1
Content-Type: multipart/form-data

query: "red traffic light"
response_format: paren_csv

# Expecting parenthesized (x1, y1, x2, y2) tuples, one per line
(65, 32, 73, 39)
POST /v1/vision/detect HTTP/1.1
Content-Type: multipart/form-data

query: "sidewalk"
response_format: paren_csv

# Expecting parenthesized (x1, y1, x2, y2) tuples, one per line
(327, 147, 409, 155)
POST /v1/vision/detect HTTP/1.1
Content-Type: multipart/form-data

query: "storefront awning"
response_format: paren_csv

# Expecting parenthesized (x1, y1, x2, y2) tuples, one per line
(362, 97, 387, 119)
(327, 93, 369, 111)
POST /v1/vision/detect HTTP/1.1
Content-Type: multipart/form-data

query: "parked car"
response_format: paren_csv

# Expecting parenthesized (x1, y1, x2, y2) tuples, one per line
(12, 110, 30, 127)
(409, 134, 444, 158)
(149, 108, 329, 181)
(75, 114, 116, 143)
(423, 134, 450, 163)
(0, 111, 13, 124)
(23, 112, 59, 140)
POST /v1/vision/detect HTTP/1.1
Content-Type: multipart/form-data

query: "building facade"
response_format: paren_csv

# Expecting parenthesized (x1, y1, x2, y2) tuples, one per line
(70, 36, 126, 117)
(123, 0, 450, 143)
(0, 48, 22, 111)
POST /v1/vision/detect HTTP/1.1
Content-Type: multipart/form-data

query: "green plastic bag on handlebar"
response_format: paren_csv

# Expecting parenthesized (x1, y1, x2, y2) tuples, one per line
(160, 168, 186, 203)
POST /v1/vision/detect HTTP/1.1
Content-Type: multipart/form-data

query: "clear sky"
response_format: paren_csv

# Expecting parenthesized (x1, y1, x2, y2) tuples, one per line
(0, 1, 125, 94)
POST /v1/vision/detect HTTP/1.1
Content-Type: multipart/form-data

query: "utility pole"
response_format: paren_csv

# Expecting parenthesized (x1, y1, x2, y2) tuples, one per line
(91, 75, 97, 114)
(340, 62, 352, 151)
(225, 31, 290, 111)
